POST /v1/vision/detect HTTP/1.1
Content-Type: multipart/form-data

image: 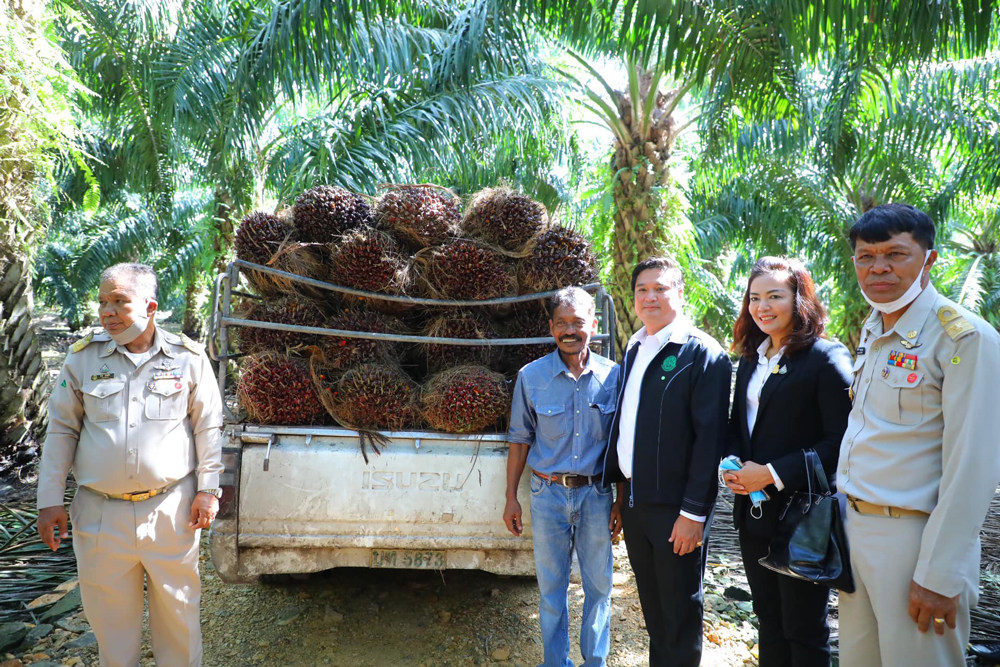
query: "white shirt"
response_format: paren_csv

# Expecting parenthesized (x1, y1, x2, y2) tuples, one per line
(744, 338, 785, 491)
(617, 318, 706, 522)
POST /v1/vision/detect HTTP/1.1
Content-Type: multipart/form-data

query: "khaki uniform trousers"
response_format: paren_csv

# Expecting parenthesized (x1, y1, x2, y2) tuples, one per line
(839, 510, 974, 667)
(70, 475, 202, 667)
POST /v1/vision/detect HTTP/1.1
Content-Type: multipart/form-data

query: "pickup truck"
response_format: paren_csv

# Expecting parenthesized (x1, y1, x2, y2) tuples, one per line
(206, 261, 617, 584)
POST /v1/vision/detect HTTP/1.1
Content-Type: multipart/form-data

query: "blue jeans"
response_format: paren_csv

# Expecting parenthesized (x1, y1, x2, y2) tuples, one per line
(529, 474, 614, 667)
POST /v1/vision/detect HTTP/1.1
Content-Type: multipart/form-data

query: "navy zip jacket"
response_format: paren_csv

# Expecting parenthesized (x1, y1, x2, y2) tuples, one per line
(601, 321, 732, 516)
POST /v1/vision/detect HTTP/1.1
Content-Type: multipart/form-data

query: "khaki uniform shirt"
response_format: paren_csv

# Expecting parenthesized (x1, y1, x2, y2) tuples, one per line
(838, 284, 1000, 597)
(37, 327, 224, 509)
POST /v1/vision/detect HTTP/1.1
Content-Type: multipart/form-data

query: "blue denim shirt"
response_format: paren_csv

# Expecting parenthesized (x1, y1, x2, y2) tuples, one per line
(507, 350, 619, 476)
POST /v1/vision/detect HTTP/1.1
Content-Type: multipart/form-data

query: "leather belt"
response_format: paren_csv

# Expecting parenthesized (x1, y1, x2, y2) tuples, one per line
(533, 471, 600, 489)
(847, 494, 929, 519)
(83, 479, 182, 503)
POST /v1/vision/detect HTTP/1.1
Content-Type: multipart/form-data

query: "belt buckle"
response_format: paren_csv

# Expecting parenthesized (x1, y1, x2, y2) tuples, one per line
(561, 474, 579, 487)
(847, 496, 860, 513)
(128, 492, 150, 503)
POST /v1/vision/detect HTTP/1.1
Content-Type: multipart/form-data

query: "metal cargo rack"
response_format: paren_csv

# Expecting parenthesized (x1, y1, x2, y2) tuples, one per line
(207, 258, 617, 426)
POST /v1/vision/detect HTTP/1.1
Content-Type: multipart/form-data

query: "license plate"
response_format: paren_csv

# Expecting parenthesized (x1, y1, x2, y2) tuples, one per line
(371, 549, 446, 570)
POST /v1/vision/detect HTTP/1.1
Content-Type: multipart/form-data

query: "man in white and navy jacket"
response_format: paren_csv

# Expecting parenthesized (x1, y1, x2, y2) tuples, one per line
(602, 257, 732, 667)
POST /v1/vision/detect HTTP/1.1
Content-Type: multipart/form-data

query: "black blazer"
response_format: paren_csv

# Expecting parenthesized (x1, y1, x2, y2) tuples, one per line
(602, 322, 732, 516)
(727, 337, 853, 536)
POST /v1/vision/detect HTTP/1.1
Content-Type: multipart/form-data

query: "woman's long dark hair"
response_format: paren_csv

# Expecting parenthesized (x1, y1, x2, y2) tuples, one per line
(732, 256, 828, 359)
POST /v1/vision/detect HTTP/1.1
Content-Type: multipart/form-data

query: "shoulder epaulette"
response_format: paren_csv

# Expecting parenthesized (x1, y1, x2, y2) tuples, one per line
(180, 333, 204, 353)
(937, 305, 976, 341)
(70, 332, 94, 354)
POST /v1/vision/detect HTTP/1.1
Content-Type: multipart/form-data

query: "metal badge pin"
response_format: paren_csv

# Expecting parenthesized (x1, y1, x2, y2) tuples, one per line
(882, 367, 890, 379)
(906, 330, 918, 339)
(899, 337, 922, 350)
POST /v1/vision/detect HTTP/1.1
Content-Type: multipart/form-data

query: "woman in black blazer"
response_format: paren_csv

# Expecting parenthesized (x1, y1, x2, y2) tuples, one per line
(721, 256, 853, 667)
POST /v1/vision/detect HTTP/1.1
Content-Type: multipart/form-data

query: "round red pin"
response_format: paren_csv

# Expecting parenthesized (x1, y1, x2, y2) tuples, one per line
(175, 382, 182, 389)
(907, 373, 917, 383)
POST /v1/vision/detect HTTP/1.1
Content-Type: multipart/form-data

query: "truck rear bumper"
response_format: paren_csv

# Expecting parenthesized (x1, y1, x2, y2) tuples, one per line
(210, 521, 535, 581)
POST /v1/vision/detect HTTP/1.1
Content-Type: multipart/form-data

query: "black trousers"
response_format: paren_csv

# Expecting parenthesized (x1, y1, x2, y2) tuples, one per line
(740, 530, 831, 667)
(621, 501, 711, 667)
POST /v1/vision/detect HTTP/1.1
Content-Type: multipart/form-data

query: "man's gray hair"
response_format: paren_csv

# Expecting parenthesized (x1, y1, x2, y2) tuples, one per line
(101, 263, 159, 301)
(545, 286, 595, 318)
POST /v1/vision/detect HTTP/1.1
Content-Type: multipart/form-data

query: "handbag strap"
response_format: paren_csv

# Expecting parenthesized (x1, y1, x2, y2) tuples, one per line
(802, 449, 831, 495)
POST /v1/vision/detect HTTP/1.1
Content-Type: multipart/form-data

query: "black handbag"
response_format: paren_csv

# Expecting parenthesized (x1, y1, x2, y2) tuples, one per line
(758, 449, 856, 593)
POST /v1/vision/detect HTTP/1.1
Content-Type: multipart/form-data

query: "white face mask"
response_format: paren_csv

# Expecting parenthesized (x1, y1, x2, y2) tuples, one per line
(106, 306, 151, 345)
(854, 250, 932, 314)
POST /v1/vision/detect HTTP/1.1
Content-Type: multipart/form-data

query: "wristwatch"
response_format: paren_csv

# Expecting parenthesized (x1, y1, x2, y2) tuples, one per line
(198, 488, 223, 499)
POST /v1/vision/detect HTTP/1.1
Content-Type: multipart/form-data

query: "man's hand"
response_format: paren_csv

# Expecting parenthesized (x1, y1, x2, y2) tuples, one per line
(908, 580, 959, 635)
(37, 506, 69, 551)
(503, 497, 523, 537)
(188, 492, 219, 530)
(669, 515, 704, 556)
(724, 461, 774, 494)
(609, 500, 623, 540)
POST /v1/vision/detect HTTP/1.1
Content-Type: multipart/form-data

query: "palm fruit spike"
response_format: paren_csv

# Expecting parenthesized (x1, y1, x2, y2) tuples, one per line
(235, 211, 297, 265)
(461, 187, 548, 252)
(328, 226, 407, 293)
(422, 311, 497, 371)
(519, 226, 599, 293)
(421, 365, 510, 433)
(326, 363, 421, 432)
(503, 305, 556, 374)
(293, 185, 371, 243)
(374, 184, 461, 247)
(235, 296, 327, 354)
(238, 353, 328, 425)
(418, 239, 515, 301)
(317, 307, 405, 369)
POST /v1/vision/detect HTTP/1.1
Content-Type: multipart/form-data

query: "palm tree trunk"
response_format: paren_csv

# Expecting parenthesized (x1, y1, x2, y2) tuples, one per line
(181, 278, 203, 340)
(0, 252, 50, 472)
(608, 71, 684, 357)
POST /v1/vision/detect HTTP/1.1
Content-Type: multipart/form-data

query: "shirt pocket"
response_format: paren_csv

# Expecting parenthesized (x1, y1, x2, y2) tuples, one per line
(145, 381, 189, 420)
(535, 403, 570, 443)
(873, 369, 924, 425)
(80, 382, 125, 423)
(588, 402, 615, 441)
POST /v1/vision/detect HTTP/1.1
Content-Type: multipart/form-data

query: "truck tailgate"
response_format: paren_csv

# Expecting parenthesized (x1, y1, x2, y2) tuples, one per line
(230, 427, 535, 575)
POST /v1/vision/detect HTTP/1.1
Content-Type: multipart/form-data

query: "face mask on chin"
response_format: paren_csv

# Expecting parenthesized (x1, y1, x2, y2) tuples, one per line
(855, 249, 932, 314)
(106, 305, 151, 346)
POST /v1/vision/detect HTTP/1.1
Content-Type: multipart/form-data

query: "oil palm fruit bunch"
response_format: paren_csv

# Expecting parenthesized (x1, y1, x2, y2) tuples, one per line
(328, 227, 407, 293)
(422, 311, 497, 371)
(503, 306, 556, 373)
(374, 184, 461, 247)
(519, 226, 599, 293)
(327, 363, 421, 431)
(235, 211, 297, 265)
(461, 187, 547, 252)
(235, 296, 327, 354)
(421, 366, 509, 433)
(418, 239, 515, 301)
(293, 185, 371, 243)
(318, 307, 405, 369)
(238, 353, 328, 425)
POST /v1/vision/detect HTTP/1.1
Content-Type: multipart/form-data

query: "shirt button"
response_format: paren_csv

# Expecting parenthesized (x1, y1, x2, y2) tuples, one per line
(129, 423, 136, 428)
(576, 410, 580, 414)
(132, 397, 138, 402)
(129, 449, 136, 454)
(874, 345, 880, 353)
(575, 433, 579, 437)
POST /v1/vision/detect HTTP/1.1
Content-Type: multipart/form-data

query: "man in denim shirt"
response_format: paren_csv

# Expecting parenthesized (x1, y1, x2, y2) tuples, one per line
(503, 287, 621, 667)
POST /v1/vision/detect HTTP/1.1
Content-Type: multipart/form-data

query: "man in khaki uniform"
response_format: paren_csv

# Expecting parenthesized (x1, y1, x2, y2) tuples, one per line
(37, 263, 223, 667)
(837, 204, 1000, 667)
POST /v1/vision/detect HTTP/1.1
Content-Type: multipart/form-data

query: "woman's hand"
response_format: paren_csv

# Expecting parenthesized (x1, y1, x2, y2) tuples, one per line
(725, 461, 774, 493)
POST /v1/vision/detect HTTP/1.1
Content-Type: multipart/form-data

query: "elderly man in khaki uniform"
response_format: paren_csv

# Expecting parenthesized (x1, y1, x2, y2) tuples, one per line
(37, 263, 223, 667)
(837, 204, 1000, 667)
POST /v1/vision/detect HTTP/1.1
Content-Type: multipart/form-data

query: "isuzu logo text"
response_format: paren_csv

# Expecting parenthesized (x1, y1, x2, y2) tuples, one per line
(362, 471, 468, 492)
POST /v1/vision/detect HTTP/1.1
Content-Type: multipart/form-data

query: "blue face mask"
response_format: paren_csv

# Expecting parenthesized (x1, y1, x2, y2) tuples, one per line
(719, 456, 769, 518)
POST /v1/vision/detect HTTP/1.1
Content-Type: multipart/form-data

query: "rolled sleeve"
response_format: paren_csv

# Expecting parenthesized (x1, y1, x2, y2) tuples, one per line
(506, 372, 535, 446)
(913, 330, 1000, 596)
